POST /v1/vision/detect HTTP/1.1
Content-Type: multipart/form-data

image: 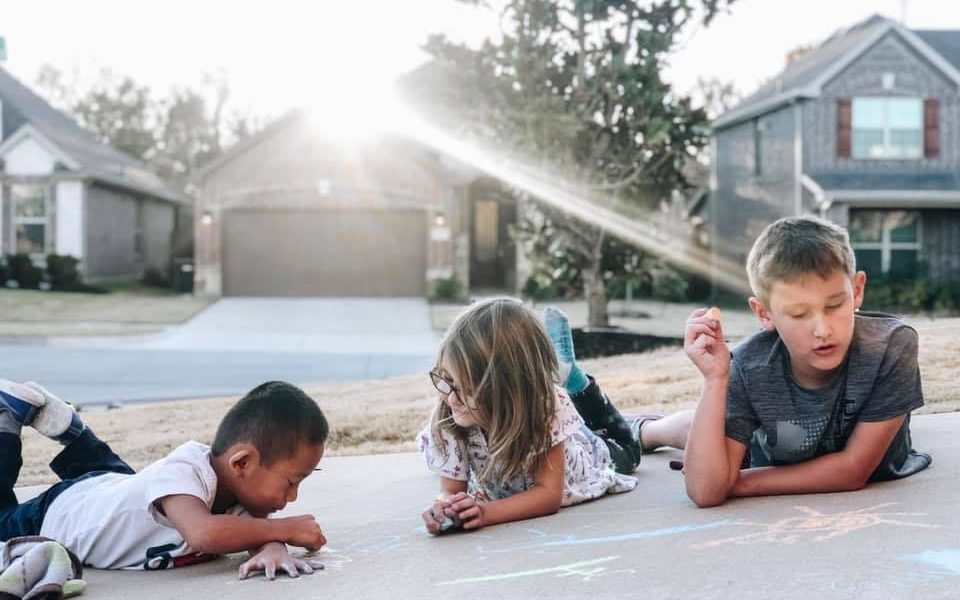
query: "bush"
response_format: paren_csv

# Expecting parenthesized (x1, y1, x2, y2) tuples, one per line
(522, 273, 561, 301)
(46, 254, 81, 290)
(6, 254, 43, 289)
(430, 277, 464, 302)
(862, 275, 960, 314)
(650, 266, 689, 302)
(0, 257, 7, 285)
(140, 267, 170, 288)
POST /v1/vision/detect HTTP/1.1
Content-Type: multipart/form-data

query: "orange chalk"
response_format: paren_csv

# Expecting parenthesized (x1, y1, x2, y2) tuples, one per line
(706, 307, 721, 321)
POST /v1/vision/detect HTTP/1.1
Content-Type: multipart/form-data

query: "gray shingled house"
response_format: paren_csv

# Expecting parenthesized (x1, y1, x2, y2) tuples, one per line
(709, 15, 960, 292)
(0, 66, 185, 281)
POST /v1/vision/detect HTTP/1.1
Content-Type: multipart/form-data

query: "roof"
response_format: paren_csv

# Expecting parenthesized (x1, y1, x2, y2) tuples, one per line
(0, 66, 183, 203)
(808, 171, 960, 192)
(712, 15, 960, 130)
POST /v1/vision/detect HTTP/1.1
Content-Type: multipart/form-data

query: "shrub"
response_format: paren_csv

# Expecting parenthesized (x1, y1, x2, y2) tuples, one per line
(862, 275, 960, 314)
(46, 254, 82, 290)
(6, 254, 43, 289)
(522, 273, 561, 301)
(430, 276, 464, 302)
(140, 267, 170, 288)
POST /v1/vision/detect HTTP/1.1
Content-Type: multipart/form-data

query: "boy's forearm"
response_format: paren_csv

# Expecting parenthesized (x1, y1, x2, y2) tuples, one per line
(684, 376, 734, 507)
(189, 514, 294, 555)
(732, 453, 867, 498)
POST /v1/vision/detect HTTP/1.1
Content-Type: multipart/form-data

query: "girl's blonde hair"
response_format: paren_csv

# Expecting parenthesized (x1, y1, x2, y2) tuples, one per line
(430, 297, 559, 484)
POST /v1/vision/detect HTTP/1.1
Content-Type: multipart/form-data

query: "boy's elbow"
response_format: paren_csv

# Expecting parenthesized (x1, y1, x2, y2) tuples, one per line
(182, 523, 220, 555)
(687, 486, 727, 509)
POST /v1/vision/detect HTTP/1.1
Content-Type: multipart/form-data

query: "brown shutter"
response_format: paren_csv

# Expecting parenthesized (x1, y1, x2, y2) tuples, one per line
(837, 98, 852, 158)
(924, 98, 940, 158)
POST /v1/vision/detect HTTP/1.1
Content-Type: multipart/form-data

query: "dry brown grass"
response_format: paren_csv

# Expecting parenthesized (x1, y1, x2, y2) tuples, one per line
(18, 316, 960, 487)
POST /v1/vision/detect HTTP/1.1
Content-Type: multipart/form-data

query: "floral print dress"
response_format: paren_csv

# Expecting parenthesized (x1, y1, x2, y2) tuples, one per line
(417, 387, 637, 507)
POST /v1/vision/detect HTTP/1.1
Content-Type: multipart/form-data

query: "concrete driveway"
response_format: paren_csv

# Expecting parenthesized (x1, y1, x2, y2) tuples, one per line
(0, 298, 441, 405)
(19, 412, 959, 600)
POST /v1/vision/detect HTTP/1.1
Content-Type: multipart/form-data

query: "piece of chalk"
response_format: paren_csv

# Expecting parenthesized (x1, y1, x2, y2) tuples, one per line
(706, 307, 721, 321)
(669, 460, 684, 471)
(439, 516, 460, 532)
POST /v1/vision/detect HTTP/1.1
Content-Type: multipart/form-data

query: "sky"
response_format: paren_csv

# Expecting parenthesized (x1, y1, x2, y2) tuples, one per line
(2, 0, 960, 122)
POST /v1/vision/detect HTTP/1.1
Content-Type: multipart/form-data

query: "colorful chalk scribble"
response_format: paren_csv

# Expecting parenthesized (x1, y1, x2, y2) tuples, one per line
(693, 503, 936, 549)
(437, 556, 624, 586)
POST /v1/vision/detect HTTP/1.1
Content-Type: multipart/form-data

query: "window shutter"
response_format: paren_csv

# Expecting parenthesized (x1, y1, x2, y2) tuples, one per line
(837, 98, 851, 158)
(924, 98, 940, 158)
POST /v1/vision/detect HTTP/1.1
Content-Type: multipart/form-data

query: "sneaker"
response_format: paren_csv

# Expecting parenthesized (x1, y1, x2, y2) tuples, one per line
(22, 382, 84, 441)
(0, 379, 46, 426)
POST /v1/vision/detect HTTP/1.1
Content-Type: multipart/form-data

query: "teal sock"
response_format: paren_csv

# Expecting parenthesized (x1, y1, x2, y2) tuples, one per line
(543, 307, 589, 394)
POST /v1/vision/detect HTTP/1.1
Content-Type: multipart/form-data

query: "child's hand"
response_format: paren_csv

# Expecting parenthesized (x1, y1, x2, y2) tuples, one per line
(422, 496, 463, 534)
(280, 514, 327, 551)
(447, 492, 486, 530)
(238, 542, 323, 580)
(684, 308, 730, 380)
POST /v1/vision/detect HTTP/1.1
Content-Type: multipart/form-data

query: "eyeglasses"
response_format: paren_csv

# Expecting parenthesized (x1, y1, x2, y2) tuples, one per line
(429, 370, 460, 397)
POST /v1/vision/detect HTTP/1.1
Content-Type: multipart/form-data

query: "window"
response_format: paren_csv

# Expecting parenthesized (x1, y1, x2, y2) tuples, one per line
(849, 210, 920, 278)
(852, 98, 923, 159)
(11, 184, 49, 256)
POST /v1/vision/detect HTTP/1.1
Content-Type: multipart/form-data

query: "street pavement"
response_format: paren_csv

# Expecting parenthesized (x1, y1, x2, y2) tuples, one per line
(18, 412, 959, 599)
(0, 298, 441, 406)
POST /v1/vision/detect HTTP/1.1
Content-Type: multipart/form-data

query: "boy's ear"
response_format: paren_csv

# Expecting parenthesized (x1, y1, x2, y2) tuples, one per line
(748, 296, 776, 331)
(226, 444, 258, 477)
(853, 271, 866, 310)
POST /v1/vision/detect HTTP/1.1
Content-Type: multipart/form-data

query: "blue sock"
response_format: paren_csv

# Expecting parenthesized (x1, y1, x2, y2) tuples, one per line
(543, 307, 589, 394)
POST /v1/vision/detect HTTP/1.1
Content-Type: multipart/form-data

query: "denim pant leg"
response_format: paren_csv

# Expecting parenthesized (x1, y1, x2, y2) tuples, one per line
(0, 428, 134, 541)
(48, 427, 135, 481)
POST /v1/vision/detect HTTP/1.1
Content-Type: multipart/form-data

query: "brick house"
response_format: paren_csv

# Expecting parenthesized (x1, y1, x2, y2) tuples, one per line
(0, 66, 185, 281)
(710, 14, 960, 292)
(191, 109, 518, 297)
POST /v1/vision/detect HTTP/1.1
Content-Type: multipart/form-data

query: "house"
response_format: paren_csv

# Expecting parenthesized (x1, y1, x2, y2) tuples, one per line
(710, 14, 960, 292)
(192, 109, 520, 298)
(0, 66, 185, 281)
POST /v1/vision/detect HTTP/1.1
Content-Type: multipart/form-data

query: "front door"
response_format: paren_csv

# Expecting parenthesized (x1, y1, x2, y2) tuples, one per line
(469, 196, 516, 289)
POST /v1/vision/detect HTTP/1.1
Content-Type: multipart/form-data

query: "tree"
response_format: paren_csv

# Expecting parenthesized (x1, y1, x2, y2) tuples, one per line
(33, 66, 264, 189)
(420, 0, 735, 325)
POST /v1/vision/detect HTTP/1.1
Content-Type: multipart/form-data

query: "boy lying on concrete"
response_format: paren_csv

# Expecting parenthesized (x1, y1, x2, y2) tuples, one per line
(683, 216, 931, 507)
(0, 379, 327, 579)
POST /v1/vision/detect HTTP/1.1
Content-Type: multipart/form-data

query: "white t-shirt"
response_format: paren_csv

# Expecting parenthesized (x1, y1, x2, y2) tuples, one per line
(40, 441, 242, 570)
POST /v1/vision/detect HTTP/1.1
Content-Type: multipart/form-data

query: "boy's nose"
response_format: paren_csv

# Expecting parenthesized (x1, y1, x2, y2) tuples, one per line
(813, 315, 832, 339)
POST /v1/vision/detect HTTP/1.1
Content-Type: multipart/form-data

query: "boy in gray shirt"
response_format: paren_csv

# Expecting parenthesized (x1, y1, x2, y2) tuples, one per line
(683, 216, 931, 507)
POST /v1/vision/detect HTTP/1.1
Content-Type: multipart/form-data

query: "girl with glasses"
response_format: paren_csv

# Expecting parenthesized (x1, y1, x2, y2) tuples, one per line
(418, 297, 691, 534)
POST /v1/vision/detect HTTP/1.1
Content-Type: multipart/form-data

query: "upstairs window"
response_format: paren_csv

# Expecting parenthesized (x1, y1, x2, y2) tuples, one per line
(851, 98, 923, 159)
(849, 210, 920, 278)
(12, 184, 49, 256)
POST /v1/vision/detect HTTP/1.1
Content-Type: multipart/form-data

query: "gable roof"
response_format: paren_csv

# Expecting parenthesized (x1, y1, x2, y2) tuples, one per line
(0, 66, 183, 203)
(713, 15, 960, 130)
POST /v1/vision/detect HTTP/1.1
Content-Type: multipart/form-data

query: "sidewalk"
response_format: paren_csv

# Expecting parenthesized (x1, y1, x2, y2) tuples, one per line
(433, 298, 761, 339)
(18, 412, 958, 599)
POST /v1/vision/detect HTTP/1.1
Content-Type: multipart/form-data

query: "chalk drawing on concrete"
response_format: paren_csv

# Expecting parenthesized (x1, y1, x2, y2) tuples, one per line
(693, 503, 936, 549)
(437, 555, 624, 586)
(904, 549, 960, 576)
(475, 520, 734, 555)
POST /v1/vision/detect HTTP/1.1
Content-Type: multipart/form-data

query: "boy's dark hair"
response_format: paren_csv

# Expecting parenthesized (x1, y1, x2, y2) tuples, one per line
(211, 381, 329, 464)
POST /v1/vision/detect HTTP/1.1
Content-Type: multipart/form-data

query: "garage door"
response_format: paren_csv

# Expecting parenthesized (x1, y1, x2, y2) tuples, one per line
(222, 209, 427, 296)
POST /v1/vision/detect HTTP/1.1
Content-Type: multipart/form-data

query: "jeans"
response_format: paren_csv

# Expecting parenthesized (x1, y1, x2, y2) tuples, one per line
(0, 428, 134, 540)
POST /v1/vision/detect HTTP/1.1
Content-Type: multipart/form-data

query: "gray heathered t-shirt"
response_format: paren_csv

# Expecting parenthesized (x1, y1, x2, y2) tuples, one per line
(725, 311, 931, 481)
